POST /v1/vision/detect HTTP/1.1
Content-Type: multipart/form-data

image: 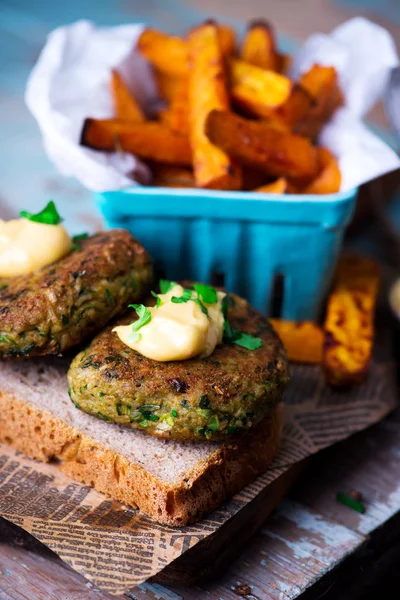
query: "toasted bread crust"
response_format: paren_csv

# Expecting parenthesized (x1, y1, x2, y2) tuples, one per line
(0, 392, 282, 526)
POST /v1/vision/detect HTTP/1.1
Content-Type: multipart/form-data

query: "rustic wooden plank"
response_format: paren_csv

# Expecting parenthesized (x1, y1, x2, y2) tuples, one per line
(292, 407, 400, 536)
(0, 540, 116, 600)
(165, 501, 364, 600)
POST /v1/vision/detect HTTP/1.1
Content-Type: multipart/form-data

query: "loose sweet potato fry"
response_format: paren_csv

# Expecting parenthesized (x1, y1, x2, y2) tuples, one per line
(205, 110, 319, 180)
(80, 118, 192, 165)
(159, 79, 189, 135)
(150, 164, 195, 187)
(138, 24, 236, 78)
(303, 147, 341, 194)
(270, 319, 323, 363)
(323, 255, 380, 386)
(254, 178, 288, 194)
(187, 24, 242, 189)
(230, 58, 292, 118)
(110, 70, 145, 121)
(241, 20, 279, 71)
(154, 69, 184, 103)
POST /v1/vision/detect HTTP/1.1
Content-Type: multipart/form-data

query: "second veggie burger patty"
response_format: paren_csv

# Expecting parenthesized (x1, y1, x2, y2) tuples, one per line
(0, 230, 152, 358)
(67, 292, 289, 442)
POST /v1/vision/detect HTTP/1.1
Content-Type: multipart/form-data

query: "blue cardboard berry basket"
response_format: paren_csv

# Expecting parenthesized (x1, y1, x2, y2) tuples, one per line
(94, 186, 357, 321)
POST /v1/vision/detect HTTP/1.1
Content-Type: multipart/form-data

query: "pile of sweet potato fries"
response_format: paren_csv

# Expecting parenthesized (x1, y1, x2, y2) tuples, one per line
(80, 20, 343, 194)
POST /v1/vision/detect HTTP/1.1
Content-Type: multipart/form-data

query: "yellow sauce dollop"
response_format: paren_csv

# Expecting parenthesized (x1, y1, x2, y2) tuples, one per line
(113, 284, 226, 361)
(0, 218, 73, 277)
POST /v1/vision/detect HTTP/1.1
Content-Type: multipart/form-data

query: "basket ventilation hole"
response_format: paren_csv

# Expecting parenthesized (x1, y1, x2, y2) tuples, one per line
(211, 272, 225, 287)
(270, 273, 285, 318)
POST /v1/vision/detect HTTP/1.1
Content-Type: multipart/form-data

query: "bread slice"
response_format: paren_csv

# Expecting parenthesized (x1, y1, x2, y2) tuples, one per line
(0, 357, 282, 526)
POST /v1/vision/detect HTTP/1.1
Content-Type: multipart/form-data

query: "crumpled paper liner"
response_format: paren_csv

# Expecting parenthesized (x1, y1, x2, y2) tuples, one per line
(0, 325, 396, 595)
(25, 17, 399, 193)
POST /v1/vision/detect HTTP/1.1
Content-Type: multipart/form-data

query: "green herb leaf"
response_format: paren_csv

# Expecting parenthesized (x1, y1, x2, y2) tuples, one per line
(199, 395, 210, 409)
(233, 332, 263, 350)
(20, 200, 63, 226)
(221, 296, 229, 320)
(171, 409, 178, 417)
(72, 232, 88, 242)
(193, 283, 217, 304)
(223, 321, 263, 350)
(227, 425, 239, 434)
(336, 491, 366, 514)
(193, 298, 208, 316)
(105, 288, 113, 304)
(128, 304, 152, 333)
(171, 289, 192, 304)
(207, 414, 220, 432)
(159, 279, 177, 294)
(151, 290, 163, 307)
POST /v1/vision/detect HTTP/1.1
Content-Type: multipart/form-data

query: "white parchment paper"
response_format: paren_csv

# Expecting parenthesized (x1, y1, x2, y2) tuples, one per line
(26, 17, 400, 193)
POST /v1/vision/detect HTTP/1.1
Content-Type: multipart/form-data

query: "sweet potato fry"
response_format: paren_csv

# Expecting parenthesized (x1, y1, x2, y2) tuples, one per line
(277, 53, 292, 74)
(274, 84, 316, 131)
(295, 65, 343, 139)
(110, 70, 145, 121)
(80, 118, 192, 165)
(150, 164, 194, 187)
(215, 23, 236, 57)
(154, 69, 184, 103)
(242, 168, 267, 190)
(187, 23, 242, 189)
(270, 319, 323, 363)
(138, 24, 236, 78)
(323, 255, 380, 386)
(205, 110, 319, 180)
(230, 58, 292, 118)
(137, 29, 188, 78)
(241, 20, 279, 71)
(254, 178, 288, 194)
(159, 79, 189, 135)
(303, 147, 341, 194)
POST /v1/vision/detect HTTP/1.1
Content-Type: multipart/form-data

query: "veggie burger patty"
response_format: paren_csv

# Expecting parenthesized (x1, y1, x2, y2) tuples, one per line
(0, 230, 152, 358)
(67, 291, 289, 442)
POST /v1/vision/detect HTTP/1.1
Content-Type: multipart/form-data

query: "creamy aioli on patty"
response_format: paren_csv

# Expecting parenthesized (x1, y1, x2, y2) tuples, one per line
(0, 218, 72, 277)
(113, 284, 226, 361)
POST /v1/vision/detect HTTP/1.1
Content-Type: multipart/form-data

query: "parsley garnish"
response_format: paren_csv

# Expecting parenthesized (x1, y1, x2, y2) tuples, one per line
(71, 233, 88, 251)
(223, 321, 262, 350)
(128, 304, 152, 336)
(193, 283, 217, 304)
(20, 200, 63, 226)
(207, 414, 220, 432)
(151, 290, 163, 307)
(222, 296, 229, 319)
(194, 298, 208, 316)
(72, 232, 88, 241)
(171, 289, 192, 303)
(336, 491, 366, 514)
(159, 279, 177, 294)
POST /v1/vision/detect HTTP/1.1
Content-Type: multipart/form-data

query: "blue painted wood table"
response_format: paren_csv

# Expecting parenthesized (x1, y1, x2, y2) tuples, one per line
(1, 1, 400, 599)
